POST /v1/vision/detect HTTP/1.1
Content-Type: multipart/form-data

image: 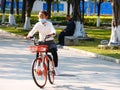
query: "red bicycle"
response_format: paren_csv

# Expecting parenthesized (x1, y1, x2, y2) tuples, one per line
(29, 34, 55, 88)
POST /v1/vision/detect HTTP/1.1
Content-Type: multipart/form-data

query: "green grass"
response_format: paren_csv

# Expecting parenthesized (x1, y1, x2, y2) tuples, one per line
(0, 25, 120, 59)
(71, 29, 120, 59)
(0, 26, 29, 36)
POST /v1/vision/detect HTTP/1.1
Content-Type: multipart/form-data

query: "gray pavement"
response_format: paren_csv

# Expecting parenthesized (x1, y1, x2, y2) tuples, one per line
(0, 30, 120, 90)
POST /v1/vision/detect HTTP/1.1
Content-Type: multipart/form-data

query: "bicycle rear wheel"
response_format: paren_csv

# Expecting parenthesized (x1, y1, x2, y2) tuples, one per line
(32, 58, 47, 88)
(47, 55, 55, 84)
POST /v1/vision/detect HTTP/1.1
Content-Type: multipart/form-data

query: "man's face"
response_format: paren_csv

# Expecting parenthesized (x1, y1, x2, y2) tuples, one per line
(66, 16, 70, 21)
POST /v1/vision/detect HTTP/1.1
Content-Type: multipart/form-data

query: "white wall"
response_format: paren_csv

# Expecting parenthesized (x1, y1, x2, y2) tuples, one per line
(32, 1, 72, 13)
(32, 1, 45, 12)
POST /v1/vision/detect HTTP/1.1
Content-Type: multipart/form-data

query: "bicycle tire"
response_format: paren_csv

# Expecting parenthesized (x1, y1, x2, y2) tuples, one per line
(47, 55, 55, 84)
(32, 58, 47, 88)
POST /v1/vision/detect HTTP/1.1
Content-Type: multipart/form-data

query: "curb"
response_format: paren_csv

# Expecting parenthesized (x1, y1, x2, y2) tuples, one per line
(0, 29, 26, 39)
(0, 29, 120, 65)
(63, 46, 120, 65)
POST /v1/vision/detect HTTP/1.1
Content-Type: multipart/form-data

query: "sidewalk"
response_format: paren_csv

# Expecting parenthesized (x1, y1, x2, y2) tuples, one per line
(0, 29, 120, 90)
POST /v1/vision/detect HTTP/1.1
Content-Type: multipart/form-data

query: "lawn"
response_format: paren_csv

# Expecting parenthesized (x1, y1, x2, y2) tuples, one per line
(0, 25, 120, 59)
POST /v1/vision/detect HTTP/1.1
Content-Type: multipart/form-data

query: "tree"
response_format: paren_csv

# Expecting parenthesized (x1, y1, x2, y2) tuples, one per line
(96, 0, 103, 27)
(56, 0, 60, 12)
(94, 0, 97, 14)
(67, 0, 71, 16)
(22, 0, 26, 23)
(71, 0, 85, 37)
(9, 0, 16, 25)
(52, 2, 54, 12)
(62, 0, 71, 16)
(40, 0, 53, 18)
(46, 0, 53, 19)
(16, 0, 19, 16)
(24, 0, 35, 30)
(87, 0, 91, 16)
(108, 0, 120, 45)
(1, 0, 6, 24)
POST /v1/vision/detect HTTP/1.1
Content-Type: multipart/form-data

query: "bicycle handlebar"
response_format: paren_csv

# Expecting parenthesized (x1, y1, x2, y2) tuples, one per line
(30, 33, 55, 45)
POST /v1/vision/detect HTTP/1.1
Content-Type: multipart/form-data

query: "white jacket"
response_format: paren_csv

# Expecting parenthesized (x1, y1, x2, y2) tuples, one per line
(27, 21, 56, 41)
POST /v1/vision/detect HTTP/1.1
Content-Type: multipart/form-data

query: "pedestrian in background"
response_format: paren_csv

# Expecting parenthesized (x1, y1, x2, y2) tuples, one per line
(57, 15, 75, 46)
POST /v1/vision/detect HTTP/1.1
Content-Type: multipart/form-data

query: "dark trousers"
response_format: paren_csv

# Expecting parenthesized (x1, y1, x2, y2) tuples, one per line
(58, 31, 73, 45)
(50, 48, 58, 67)
(41, 40, 58, 67)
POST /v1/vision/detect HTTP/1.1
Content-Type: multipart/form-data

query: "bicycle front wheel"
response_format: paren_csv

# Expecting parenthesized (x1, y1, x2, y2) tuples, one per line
(47, 55, 55, 84)
(32, 58, 47, 88)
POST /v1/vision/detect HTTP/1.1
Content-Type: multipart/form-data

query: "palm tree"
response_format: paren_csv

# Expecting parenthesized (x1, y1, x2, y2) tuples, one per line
(109, 0, 120, 46)
(71, 0, 85, 37)
(1, 0, 6, 24)
(9, 0, 16, 25)
(24, 0, 35, 30)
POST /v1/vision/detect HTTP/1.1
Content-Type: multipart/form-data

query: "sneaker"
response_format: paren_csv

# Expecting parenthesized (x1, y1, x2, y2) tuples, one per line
(54, 67, 60, 76)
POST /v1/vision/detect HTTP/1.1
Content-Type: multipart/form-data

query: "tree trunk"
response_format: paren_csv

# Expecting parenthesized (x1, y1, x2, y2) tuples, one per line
(16, 0, 19, 16)
(52, 2, 54, 12)
(96, 0, 103, 27)
(22, 0, 26, 23)
(9, 0, 16, 25)
(71, 0, 85, 37)
(57, 0, 59, 12)
(108, 0, 120, 45)
(1, 0, 6, 24)
(46, 0, 53, 19)
(67, 0, 71, 16)
(82, 0, 84, 24)
(87, 0, 91, 16)
(94, 0, 97, 14)
(24, 0, 35, 30)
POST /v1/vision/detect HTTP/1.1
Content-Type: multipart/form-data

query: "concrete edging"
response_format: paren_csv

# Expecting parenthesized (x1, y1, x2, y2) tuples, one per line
(63, 46, 120, 65)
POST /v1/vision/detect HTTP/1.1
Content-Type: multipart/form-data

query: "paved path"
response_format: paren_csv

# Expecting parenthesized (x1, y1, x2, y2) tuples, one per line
(0, 30, 120, 90)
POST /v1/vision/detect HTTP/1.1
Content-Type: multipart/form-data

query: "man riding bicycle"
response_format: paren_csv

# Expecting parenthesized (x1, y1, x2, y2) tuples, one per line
(26, 11, 59, 75)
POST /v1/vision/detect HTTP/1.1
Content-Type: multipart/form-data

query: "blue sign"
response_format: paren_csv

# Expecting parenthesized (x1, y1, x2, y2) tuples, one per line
(43, 3, 64, 11)
(83, 2, 112, 15)
(0, 1, 22, 10)
(0, 1, 112, 15)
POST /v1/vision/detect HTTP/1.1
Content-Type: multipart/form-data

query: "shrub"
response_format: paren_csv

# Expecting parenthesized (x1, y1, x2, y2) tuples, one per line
(0, 14, 112, 26)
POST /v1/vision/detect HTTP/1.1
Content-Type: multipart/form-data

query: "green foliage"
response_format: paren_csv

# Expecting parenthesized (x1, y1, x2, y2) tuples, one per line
(0, 14, 112, 26)
(84, 15, 112, 26)
(71, 28, 120, 59)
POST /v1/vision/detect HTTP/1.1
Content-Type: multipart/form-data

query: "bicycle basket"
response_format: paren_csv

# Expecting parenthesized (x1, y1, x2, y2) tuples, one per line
(29, 45, 48, 53)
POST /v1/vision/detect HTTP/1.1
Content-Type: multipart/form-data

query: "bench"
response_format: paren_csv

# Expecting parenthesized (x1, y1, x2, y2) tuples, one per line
(64, 36, 78, 46)
(64, 36, 94, 46)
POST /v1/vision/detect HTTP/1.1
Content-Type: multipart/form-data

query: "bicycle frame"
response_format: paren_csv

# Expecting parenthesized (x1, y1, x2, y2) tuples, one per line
(29, 34, 55, 88)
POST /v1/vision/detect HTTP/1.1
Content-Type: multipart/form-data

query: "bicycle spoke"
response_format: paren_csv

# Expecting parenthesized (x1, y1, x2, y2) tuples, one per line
(32, 58, 47, 88)
(47, 55, 55, 84)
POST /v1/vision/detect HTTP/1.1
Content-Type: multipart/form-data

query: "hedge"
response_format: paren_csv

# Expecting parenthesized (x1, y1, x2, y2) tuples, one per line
(0, 14, 112, 26)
